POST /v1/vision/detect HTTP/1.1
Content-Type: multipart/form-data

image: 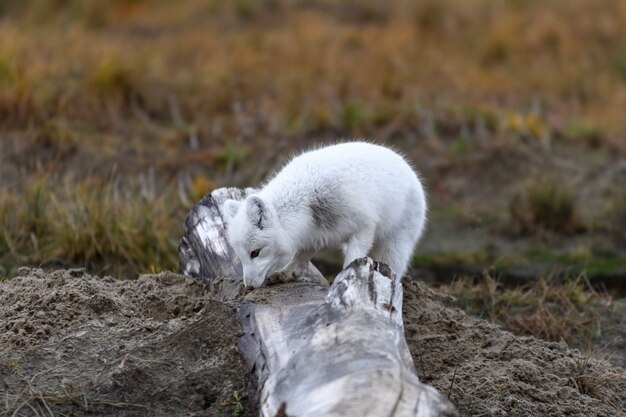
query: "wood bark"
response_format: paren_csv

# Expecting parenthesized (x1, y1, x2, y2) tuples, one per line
(179, 187, 457, 417)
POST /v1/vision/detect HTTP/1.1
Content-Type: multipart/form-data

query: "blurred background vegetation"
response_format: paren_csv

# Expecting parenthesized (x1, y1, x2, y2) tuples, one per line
(0, 0, 625, 359)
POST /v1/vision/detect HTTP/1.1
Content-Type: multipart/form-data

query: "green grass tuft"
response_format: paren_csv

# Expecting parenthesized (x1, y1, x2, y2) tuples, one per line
(563, 120, 603, 145)
(510, 176, 581, 235)
(339, 101, 368, 130)
(89, 58, 139, 101)
(220, 390, 246, 416)
(604, 192, 626, 247)
(613, 48, 626, 82)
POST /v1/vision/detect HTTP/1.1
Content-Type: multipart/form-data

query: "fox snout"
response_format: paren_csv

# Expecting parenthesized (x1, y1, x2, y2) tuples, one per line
(242, 273, 266, 289)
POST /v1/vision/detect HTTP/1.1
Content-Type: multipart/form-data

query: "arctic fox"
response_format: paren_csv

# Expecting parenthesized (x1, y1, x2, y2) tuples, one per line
(224, 141, 427, 288)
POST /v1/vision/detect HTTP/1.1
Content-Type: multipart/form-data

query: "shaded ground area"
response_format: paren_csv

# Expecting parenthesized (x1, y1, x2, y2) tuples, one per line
(1, 269, 625, 416)
(0, 269, 255, 417)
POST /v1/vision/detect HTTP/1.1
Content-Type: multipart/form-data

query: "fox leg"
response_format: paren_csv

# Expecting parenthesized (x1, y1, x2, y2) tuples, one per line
(342, 228, 376, 269)
(282, 249, 315, 275)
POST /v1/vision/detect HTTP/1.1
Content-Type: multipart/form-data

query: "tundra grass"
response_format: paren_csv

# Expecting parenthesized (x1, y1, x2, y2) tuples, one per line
(0, 175, 183, 278)
(444, 271, 614, 347)
(0, 0, 625, 147)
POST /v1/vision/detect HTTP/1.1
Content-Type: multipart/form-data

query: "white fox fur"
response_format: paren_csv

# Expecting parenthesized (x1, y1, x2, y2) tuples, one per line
(224, 141, 427, 288)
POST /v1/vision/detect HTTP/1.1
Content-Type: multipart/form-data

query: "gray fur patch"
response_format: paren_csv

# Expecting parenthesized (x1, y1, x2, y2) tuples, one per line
(310, 194, 339, 229)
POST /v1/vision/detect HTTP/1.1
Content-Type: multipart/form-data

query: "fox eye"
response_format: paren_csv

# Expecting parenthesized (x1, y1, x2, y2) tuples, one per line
(250, 249, 261, 259)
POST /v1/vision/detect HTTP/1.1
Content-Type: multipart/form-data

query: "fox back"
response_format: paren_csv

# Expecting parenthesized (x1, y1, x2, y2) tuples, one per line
(224, 142, 427, 288)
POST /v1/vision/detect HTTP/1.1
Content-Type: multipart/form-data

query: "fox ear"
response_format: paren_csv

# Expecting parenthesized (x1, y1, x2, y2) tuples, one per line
(224, 199, 241, 219)
(246, 195, 268, 229)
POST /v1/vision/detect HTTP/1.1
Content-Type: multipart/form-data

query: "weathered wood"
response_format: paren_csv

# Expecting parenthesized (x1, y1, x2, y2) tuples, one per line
(179, 187, 457, 417)
(178, 187, 251, 300)
(240, 258, 457, 417)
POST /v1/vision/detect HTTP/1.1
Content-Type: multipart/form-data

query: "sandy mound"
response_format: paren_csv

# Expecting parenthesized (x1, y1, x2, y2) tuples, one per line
(403, 280, 626, 417)
(1, 269, 625, 417)
(0, 268, 254, 417)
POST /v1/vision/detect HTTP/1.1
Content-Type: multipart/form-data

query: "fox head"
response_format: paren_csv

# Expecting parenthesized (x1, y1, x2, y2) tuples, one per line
(224, 195, 292, 288)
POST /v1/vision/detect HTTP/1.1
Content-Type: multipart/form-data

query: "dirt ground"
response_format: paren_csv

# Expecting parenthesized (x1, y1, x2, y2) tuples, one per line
(403, 280, 626, 417)
(1, 269, 625, 417)
(0, 269, 255, 417)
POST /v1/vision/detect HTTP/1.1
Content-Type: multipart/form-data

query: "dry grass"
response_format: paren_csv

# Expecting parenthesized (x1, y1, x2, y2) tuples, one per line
(0, 173, 182, 278)
(0, 0, 625, 144)
(445, 271, 613, 346)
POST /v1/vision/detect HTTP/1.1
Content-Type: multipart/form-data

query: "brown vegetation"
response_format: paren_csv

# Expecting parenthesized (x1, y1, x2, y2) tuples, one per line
(1, 0, 625, 277)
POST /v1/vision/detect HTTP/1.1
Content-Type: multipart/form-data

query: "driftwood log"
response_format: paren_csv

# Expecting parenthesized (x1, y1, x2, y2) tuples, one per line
(179, 187, 457, 417)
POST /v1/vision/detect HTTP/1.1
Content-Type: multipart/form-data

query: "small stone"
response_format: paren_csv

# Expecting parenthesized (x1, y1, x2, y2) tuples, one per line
(66, 268, 86, 278)
(32, 268, 46, 278)
(17, 267, 31, 277)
